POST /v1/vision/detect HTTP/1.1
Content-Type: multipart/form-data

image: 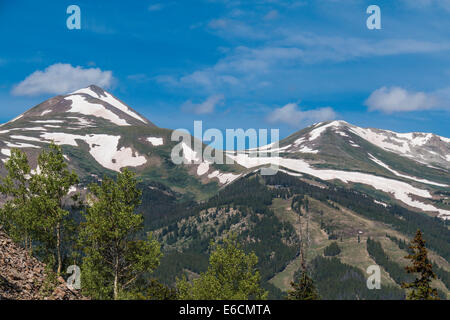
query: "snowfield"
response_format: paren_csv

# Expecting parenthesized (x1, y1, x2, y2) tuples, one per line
(308, 121, 344, 142)
(32, 120, 64, 124)
(71, 87, 148, 124)
(227, 152, 450, 219)
(207, 170, 241, 184)
(147, 137, 164, 146)
(180, 142, 241, 184)
(40, 132, 146, 172)
(368, 154, 448, 187)
(65, 95, 130, 126)
(298, 146, 319, 154)
(10, 135, 43, 143)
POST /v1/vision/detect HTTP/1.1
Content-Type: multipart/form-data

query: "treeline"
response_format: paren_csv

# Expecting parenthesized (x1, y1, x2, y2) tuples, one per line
(366, 238, 413, 286)
(304, 256, 405, 300)
(0, 145, 268, 300)
(152, 174, 299, 298)
(264, 172, 450, 261)
(387, 234, 450, 291)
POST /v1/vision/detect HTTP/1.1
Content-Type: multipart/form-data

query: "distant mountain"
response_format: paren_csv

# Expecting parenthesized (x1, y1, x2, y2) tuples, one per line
(0, 85, 243, 201)
(226, 120, 450, 220)
(1, 87, 449, 299)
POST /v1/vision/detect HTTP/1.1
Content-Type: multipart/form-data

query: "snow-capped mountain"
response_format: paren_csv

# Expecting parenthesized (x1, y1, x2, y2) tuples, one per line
(0, 85, 243, 198)
(0, 87, 449, 219)
(227, 120, 450, 219)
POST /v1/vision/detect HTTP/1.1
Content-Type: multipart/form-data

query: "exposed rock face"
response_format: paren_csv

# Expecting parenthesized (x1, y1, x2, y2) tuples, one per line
(0, 228, 86, 300)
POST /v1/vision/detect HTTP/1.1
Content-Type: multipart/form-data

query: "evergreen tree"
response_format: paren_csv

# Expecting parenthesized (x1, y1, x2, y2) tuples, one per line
(402, 230, 439, 300)
(79, 169, 161, 300)
(288, 271, 320, 300)
(176, 233, 267, 300)
(324, 242, 341, 257)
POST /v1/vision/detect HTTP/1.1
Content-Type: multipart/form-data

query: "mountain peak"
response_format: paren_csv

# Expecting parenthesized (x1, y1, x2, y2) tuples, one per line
(3, 85, 154, 128)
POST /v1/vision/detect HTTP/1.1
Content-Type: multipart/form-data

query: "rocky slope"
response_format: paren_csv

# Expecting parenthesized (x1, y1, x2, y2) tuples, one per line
(0, 227, 85, 300)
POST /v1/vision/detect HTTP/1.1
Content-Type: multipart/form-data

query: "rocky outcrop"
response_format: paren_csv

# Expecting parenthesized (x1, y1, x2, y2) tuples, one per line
(0, 227, 86, 300)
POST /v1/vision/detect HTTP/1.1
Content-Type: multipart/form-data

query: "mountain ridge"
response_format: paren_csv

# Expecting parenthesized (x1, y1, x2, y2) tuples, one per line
(0, 86, 449, 219)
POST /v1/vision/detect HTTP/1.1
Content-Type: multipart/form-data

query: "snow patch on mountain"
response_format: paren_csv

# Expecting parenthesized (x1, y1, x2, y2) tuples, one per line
(207, 170, 241, 184)
(40, 132, 147, 172)
(308, 121, 345, 142)
(10, 135, 43, 143)
(197, 162, 210, 176)
(368, 154, 448, 187)
(181, 142, 201, 162)
(65, 94, 130, 126)
(298, 146, 319, 154)
(71, 87, 148, 124)
(147, 137, 164, 146)
(32, 120, 64, 124)
(227, 152, 450, 219)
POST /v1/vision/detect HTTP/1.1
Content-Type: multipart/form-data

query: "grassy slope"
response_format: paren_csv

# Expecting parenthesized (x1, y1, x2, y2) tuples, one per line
(267, 197, 450, 297)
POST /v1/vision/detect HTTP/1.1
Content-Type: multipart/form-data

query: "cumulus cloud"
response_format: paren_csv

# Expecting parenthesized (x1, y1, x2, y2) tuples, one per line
(12, 63, 114, 96)
(182, 94, 225, 114)
(267, 103, 336, 126)
(365, 87, 438, 113)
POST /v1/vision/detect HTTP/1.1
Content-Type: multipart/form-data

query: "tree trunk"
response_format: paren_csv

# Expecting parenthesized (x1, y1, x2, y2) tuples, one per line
(56, 222, 62, 275)
(114, 256, 119, 300)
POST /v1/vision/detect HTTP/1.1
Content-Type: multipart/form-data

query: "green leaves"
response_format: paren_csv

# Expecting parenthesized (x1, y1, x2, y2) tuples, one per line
(0, 143, 80, 273)
(79, 169, 161, 300)
(176, 233, 267, 300)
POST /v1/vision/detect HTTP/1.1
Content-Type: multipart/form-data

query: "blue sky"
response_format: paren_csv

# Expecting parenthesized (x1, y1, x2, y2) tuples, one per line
(0, 0, 449, 138)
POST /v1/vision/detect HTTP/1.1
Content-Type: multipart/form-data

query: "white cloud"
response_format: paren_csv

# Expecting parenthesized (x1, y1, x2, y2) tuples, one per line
(267, 103, 336, 126)
(148, 3, 163, 11)
(166, 46, 303, 92)
(365, 87, 438, 113)
(12, 63, 114, 96)
(182, 94, 225, 114)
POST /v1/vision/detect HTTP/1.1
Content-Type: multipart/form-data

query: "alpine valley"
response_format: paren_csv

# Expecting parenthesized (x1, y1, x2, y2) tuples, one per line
(1, 85, 449, 299)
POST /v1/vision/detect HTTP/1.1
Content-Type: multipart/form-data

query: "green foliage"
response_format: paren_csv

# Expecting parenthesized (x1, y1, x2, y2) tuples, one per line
(176, 234, 268, 300)
(402, 230, 439, 300)
(264, 172, 450, 261)
(0, 143, 79, 273)
(324, 242, 341, 257)
(0, 148, 36, 251)
(288, 271, 320, 300)
(116, 279, 177, 300)
(39, 262, 58, 298)
(366, 238, 413, 285)
(308, 256, 405, 300)
(30, 142, 79, 273)
(79, 169, 162, 300)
